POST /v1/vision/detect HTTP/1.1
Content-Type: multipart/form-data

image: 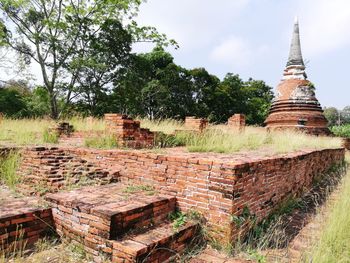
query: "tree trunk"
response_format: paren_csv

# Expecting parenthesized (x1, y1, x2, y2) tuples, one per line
(49, 92, 58, 119)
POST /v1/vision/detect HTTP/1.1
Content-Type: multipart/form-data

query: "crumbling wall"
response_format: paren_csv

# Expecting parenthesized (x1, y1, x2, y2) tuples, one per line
(17, 147, 121, 195)
(184, 117, 208, 132)
(228, 114, 246, 131)
(105, 114, 154, 148)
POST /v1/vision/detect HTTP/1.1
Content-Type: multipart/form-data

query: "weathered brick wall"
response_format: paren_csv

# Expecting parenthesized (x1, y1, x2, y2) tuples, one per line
(105, 114, 154, 148)
(17, 147, 121, 195)
(228, 114, 246, 131)
(0, 200, 53, 253)
(14, 146, 345, 243)
(62, 147, 344, 243)
(184, 117, 208, 132)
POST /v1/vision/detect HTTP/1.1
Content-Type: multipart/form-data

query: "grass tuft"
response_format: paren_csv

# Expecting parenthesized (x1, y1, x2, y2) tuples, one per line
(0, 151, 21, 188)
(84, 134, 118, 149)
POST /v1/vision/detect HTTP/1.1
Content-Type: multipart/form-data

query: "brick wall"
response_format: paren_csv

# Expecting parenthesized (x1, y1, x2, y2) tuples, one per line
(17, 147, 121, 195)
(228, 114, 246, 131)
(184, 117, 208, 132)
(0, 199, 53, 253)
(14, 146, 345, 243)
(105, 114, 154, 148)
(62, 147, 344, 242)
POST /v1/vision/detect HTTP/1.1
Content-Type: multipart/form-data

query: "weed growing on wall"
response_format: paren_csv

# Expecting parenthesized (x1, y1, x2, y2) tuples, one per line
(0, 151, 21, 188)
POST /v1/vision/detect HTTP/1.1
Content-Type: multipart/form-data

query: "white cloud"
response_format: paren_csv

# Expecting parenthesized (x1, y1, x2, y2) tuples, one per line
(210, 36, 269, 70)
(210, 36, 252, 66)
(297, 0, 350, 57)
(136, 0, 251, 51)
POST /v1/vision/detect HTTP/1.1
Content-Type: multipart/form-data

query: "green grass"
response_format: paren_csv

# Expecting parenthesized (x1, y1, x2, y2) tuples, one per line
(308, 156, 350, 262)
(84, 134, 118, 149)
(0, 151, 21, 188)
(42, 129, 59, 144)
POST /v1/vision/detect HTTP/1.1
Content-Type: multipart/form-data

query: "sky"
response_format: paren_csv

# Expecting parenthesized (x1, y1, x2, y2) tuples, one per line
(133, 0, 350, 109)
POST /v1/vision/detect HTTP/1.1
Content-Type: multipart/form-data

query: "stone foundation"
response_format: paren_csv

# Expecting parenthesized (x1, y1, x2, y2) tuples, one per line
(105, 114, 154, 148)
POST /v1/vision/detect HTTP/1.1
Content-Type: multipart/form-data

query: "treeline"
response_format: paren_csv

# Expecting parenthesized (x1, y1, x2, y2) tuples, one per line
(324, 107, 350, 126)
(0, 48, 273, 124)
(0, 1, 273, 125)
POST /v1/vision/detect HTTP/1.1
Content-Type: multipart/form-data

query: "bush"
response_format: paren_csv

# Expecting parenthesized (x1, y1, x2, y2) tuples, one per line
(331, 125, 350, 138)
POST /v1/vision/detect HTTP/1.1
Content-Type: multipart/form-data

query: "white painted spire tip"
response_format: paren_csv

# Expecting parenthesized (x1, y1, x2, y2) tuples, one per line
(294, 16, 299, 24)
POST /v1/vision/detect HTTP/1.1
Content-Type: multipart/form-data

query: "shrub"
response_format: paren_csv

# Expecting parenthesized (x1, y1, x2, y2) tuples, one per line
(331, 125, 350, 138)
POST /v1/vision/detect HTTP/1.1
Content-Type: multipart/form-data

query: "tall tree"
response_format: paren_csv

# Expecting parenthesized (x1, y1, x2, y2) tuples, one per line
(0, 0, 175, 118)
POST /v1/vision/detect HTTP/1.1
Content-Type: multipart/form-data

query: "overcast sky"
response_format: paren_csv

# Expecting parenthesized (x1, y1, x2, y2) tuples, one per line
(134, 0, 350, 109)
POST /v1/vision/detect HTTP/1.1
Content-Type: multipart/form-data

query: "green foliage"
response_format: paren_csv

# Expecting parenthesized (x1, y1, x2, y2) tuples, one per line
(154, 132, 183, 148)
(0, 87, 28, 117)
(0, 0, 176, 119)
(331, 124, 350, 138)
(169, 211, 188, 231)
(324, 107, 340, 126)
(0, 151, 21, 188)
(231, 206, 254, 227)
(84, 134, 118, 149)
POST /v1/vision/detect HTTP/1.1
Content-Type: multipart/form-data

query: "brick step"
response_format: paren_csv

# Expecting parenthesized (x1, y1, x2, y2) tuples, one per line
(111, 221, 199, 263)
(46, 183, 176, 240)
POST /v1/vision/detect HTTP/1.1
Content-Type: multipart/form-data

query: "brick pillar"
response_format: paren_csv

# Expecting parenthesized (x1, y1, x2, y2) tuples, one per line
(228, 114, 246, 131)
(185, 117, 208, 132)
(104, 114, 154, 148)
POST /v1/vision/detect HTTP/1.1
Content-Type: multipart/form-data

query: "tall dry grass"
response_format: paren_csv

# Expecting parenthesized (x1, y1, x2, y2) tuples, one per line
(0, 118, 343, 153)
(307, 154, 350, 262)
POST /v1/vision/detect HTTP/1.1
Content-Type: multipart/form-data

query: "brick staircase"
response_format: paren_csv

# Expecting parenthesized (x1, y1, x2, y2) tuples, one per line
(45, 183, 200, 262)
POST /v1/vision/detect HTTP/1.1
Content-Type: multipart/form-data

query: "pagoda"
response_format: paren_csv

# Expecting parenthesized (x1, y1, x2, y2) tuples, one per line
(264, 18, 330, 135)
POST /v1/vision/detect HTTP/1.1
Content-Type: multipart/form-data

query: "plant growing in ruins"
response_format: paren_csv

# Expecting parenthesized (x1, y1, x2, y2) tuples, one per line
(0, 151, 21, 188)
(42, 128, 59, 144)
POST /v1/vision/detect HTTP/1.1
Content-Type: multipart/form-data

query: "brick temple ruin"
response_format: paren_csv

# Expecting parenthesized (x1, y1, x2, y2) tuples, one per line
(265, 18, 330, 135)
(0, 145, 345, 262)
